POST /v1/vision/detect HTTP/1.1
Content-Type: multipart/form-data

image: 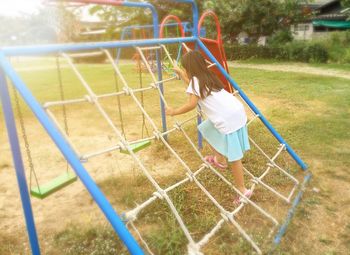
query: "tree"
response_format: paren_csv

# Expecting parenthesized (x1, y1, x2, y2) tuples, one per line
(51, 4, 81, 43)
(342, 0, 350, 7)
(0, 5, 79, 46)
(85, 0, 307, 43)
(342, 0, 350, 19)
(203, 0, 308, 42)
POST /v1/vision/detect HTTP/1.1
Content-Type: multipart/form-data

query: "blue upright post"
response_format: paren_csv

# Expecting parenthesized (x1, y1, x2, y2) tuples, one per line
(174, 0, 199, 37)
(0, 69, 41, 255)
(116, 27, 129, 64)
(150, 10, 168, 136)
(197, 113, 203, 149)
(196, 39, 308, 170)
(174, 0, 202, 148)
(122, 0, 168, 136)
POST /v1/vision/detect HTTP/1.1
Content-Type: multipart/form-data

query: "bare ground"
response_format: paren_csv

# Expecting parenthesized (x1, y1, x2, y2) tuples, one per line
(228, 62, 350, 80)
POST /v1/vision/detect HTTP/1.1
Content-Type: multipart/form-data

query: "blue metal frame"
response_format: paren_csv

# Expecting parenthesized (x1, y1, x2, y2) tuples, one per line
(115, 22, 190, 63)
(0, 37, 197, 255)
(0, 1, 310, 254)
(273, 172, 312, 246)
(0, 53, 144, 255)
(0, 68, 41, 255)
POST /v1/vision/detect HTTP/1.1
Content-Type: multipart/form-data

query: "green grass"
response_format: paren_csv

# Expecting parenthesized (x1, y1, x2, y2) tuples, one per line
(1, 59, 350, 254)
(234, 58, 350, 72)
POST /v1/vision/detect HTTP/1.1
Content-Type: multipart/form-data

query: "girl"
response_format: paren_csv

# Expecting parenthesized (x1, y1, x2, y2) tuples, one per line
(165, 50, 252, 204)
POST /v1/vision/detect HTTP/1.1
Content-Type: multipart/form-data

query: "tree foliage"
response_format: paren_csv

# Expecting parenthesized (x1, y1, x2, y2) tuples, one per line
(203, 0, 308, 42)
(86, 0, 308, 43)
(342, 0, 350, 7)
(0, 5, 79, 46)
(342, 0, 350, 19)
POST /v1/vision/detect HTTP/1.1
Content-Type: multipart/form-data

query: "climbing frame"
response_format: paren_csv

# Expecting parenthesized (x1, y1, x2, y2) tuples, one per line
(37, 44, 310, 254)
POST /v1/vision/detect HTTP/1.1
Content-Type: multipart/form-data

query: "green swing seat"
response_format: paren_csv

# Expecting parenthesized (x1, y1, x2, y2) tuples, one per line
(30, 141, 150, 199)
(30, 172, 78, 199)
(120, 140, 151, 154)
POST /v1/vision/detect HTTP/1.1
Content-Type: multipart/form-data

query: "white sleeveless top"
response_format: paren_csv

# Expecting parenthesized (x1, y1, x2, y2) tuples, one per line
(186, 77, 247, 134)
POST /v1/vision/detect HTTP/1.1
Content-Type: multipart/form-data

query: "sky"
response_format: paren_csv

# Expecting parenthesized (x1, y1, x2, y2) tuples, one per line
(0, 0, 98, 21)
(0, 0, 43, 17)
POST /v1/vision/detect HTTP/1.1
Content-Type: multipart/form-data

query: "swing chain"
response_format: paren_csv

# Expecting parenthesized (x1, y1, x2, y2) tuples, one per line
(12, 85, 39, 191)
(56, 56, 69, 135)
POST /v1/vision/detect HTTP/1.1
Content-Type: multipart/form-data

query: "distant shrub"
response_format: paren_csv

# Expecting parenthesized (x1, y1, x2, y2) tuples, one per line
(224, 42, 328, 63)
(268, 29, 293, 47)
(306, 43, 329, 63)
(311, 31, 350, 63)
(224, 44, 287, 60)
(72, 53, 107, 64)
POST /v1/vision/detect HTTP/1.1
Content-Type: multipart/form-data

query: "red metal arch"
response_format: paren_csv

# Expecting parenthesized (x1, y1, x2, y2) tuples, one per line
(197, 11, 231, 92)
(160, 15, 185, 38)
(198, 10, 222, 44)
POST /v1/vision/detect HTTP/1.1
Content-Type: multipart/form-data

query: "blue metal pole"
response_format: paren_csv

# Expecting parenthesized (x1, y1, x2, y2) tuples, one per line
(196, 39, 308, 170)
(273, 172, 312, 245)
(0, 69, 41, 255)
(197, 114, 203, 149)
(174, 0, 199, 37)
(116, 27, 129, 64)
(1, 37, 197, 57)
(0, 53, 144, 255)
(115, 1, 160, 64)
(117, 22, 191, 63)
(147, 5, 168, 136)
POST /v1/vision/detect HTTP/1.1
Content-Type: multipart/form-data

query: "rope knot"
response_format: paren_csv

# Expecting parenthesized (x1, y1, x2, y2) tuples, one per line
(196, 109, 203, 117)
(220, 212, 230, 222)
(84, 94, 96, 104)
(267, 162, 275, 168)
(150, 82, 158, 89)
(185, 172, 194, 182)
(174, 122, 181, 130)
(252, 177, 259, 185)
(118, 142, 127, 152)
(187, 242, 203, 255)
(153, 190, 165, 200)
(153, 131, 161, 140)
(121, 210, 137, 222)
(123, 86, 131, 95)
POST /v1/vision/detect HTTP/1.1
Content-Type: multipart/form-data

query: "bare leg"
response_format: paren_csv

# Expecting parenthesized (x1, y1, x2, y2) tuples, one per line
(206, 144, 248, 194)
(230, 160, 247, 194)
(207, 144, 227, 166)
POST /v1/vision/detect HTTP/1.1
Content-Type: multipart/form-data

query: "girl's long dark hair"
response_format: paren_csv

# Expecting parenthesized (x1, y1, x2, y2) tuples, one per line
(181, 50, 224, 98)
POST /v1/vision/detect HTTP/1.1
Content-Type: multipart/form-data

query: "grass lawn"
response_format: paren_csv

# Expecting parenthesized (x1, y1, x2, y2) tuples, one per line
(234, 58, 350, 72)
(0, 58, 349, 254)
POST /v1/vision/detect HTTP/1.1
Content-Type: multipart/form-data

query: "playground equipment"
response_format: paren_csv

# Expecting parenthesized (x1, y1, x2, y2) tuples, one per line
(184, 10, 232, 93)
(117, 21, 199, 73)
(116, 22, 191, 63)
(12, 56, 78, 199)
(0, 0, 312, 255)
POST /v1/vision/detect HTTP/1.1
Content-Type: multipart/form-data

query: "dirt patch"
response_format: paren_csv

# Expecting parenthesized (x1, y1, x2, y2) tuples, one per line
(229, 62, 350, 80)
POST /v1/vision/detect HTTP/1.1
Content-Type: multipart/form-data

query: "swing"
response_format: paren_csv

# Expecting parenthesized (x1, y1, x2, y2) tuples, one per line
(120, 140, 151, 154)
(114, 50, 151, 155)
(13, 56, 77, 199)
(30, 172, 77, 199)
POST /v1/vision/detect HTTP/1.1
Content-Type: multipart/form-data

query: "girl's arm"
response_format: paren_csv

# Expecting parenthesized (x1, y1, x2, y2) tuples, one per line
(166, 94, 199, 116)
(173, 65, 189, 84)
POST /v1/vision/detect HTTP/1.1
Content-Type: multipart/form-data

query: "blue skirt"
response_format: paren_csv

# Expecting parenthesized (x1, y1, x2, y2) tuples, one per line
(198, 120, 250, 162)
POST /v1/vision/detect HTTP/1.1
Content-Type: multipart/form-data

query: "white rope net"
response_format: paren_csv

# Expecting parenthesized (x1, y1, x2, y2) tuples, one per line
(41, 44, 305, 254)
